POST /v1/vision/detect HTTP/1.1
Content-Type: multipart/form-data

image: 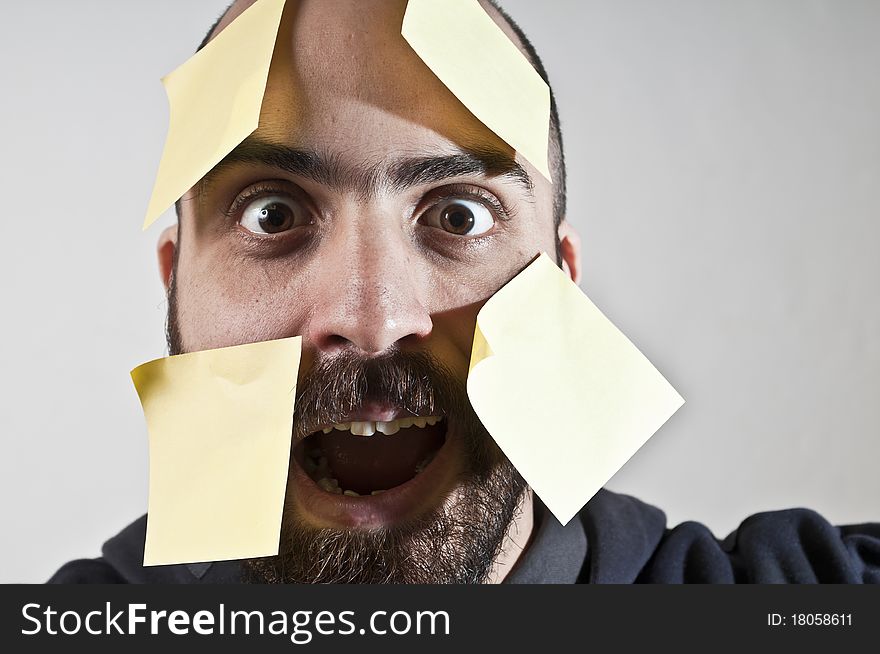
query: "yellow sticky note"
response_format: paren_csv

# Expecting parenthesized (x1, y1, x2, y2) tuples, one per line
(143, 0, 287, 229)
(467, 254, 684, 525)
(402, 0, 552, 181)
(131, 337, 301, 566)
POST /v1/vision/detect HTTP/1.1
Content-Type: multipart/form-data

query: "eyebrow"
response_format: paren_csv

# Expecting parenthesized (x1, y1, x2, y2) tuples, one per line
(202, 137, 534, 199)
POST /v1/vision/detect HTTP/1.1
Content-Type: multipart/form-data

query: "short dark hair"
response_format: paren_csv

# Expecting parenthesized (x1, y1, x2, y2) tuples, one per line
(485, 2, 566, 227)
(190, 0, 566, 227)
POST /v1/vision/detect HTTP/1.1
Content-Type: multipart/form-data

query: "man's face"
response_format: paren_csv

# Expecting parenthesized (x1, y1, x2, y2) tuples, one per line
(162, 0, 565, 582)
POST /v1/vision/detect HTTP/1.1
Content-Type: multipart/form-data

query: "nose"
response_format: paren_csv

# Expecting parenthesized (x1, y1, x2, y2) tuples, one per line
(304, 222, 433, 356)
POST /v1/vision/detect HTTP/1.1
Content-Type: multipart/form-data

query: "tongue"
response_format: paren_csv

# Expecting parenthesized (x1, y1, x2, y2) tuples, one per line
(317, 423, 444, 495)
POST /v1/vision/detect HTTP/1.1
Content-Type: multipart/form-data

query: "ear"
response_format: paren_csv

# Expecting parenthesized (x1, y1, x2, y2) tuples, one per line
(157, 224, 178, 291)
(557, 219, 582, 285)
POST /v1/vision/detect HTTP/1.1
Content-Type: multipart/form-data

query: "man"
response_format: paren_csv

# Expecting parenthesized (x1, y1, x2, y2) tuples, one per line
(50, 0, 879, 584)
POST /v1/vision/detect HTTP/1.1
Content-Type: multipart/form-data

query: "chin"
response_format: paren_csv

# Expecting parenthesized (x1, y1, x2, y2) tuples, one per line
(243, 414, 527, 584)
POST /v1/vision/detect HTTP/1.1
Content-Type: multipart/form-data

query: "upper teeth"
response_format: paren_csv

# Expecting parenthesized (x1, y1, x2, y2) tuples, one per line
(321, 416, 440, 436)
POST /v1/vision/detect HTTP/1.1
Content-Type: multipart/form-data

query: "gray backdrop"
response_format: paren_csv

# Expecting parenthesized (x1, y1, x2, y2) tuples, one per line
(1, 0, 877, 583)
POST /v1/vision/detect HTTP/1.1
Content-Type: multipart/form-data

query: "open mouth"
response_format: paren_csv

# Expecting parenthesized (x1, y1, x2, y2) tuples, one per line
(293, 415, 448, 497)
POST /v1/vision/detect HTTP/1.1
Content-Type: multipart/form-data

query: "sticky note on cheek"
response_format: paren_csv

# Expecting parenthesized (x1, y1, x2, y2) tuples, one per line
(467, 254, 684, 525)
(143, 0, 287, 229)
(402, 0, 552, 181)
(131, 337, 301, 566)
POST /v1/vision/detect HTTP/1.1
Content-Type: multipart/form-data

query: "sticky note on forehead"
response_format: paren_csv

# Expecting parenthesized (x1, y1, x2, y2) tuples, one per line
(402, 0, 552, 182)
(131, 337, 301, 566)
(467, 254, 684, 525)
(143, 0, 287, 229)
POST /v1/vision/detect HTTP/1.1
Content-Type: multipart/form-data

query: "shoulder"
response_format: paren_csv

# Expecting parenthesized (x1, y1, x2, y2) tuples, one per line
(47, 557, 127, 584)
(46, 515, 242, 584)
(578, 491, 880, 583)
(643, 506, 880, 583)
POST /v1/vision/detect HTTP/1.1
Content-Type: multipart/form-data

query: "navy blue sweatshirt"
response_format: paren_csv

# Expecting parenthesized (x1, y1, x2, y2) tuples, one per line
(48, 489, 880, 584)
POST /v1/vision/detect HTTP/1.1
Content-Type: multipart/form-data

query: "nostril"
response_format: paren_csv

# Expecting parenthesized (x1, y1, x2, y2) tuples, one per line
(318, 334, 355, 353)
(396, 331, 431, 348)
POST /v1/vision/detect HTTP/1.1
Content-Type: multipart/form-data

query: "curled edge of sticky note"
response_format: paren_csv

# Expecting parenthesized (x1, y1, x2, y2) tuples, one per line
(402, 0, 552, 182)
(132, 336, 301, 566)
(467, 253, 684, 525)
(142, 0, 287, 230)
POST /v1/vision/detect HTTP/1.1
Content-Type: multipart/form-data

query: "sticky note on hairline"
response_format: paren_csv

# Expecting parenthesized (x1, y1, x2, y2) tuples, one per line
(143, 0, 287, 229)
(131, 336, 301, 566)
(467, 254, 684, 525)
(402, 0, 552, 182)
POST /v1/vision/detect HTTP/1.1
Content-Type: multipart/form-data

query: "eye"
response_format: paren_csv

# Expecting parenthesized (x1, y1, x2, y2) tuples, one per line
(239, 195, 309, 235)
(421, 198, 495, 236)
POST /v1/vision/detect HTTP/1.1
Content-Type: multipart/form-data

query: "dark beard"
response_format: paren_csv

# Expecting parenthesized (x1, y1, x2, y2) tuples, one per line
(243, 446, 526, 584)
(166, 269, 528, 584)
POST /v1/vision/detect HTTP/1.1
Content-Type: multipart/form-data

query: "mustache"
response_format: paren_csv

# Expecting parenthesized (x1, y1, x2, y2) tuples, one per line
(292, 349, 467, 442)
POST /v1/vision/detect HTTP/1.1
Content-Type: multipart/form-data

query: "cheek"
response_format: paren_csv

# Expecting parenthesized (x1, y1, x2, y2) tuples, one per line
(173, 248, 313, 351)
(429, 301, 481, 380)
(423, 246, 539, 374)
(426, 247, 539, 312)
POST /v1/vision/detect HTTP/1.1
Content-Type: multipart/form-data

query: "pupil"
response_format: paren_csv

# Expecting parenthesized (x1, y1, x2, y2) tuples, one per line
(442, 204, 474, 234)
(259, 204, 289, 230)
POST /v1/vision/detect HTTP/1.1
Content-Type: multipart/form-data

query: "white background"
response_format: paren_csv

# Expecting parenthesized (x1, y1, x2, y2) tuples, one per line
(0, 0, 877, 583)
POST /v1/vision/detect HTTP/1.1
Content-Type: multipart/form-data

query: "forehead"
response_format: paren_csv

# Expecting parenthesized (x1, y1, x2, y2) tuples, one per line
(210, 0, 519, 158)
(181, 0, 555, 223)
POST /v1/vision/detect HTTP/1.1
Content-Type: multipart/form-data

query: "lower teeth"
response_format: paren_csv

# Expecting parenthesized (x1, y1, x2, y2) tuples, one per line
(317, 477, 342, 494)
(314, 475, 390, 496)
(414, 452, 436, 475)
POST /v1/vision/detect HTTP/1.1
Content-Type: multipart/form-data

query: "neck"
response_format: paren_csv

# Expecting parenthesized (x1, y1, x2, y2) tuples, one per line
(485, 488, 535, 584)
